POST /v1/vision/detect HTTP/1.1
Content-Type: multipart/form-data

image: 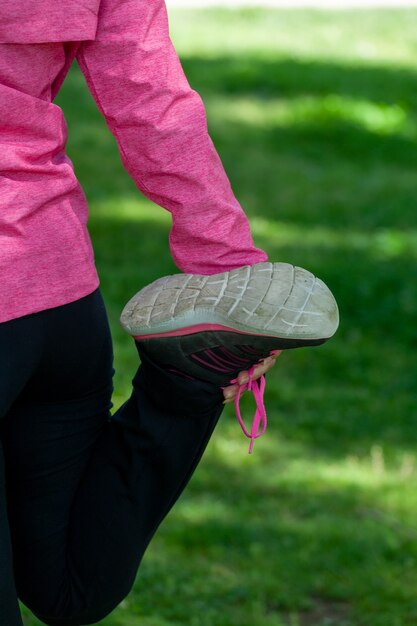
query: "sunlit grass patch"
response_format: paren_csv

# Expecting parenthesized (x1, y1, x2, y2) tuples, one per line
(209, 432, 417, 489)
(89, 198, 172, 225)
(251, 217, 417, 260)
(170, 8, 417, 68)
(206, 94, 412, 138)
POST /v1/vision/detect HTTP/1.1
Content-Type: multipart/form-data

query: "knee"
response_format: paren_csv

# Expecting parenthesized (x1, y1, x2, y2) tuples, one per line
(15, 553, 135, 625)
(29, 601, 120, 626)
(20, 586, 126, 626)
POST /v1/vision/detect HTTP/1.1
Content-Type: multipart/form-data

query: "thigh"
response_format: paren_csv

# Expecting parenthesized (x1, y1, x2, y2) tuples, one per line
(0, 313, 43, 419)
(0, 290, 115, 608)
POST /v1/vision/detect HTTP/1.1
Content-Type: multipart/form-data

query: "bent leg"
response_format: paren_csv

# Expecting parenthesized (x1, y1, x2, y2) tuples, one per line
(1, 290, 223, 626)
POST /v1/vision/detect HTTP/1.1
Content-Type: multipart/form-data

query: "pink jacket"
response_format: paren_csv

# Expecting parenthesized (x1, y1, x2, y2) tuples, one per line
(0, 0, 267, 323)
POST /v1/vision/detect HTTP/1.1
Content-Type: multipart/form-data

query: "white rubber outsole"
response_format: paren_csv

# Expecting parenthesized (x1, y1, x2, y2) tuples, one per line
(120, 263, 339, 341)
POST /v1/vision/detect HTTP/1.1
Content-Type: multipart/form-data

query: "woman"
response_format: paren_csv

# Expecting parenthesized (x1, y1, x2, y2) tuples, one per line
(0, 1, 338, 624)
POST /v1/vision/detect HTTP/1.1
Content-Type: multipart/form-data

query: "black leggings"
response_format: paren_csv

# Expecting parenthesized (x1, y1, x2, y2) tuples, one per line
(0, 289, 224, 626)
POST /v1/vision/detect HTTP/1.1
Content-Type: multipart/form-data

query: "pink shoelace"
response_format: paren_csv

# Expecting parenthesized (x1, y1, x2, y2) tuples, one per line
(229, 350, 280, 454)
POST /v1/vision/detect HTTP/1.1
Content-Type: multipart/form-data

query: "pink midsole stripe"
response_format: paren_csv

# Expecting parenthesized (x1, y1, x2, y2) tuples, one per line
(133, 323, 273, 340)
(133, 323, 321, 341)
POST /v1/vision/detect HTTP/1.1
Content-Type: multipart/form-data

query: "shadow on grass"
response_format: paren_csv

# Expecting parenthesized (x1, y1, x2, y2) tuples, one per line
(181, 55, 417, 107)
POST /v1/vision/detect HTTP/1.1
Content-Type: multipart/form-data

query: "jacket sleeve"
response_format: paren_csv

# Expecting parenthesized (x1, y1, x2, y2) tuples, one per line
(75, 0, 268, 274)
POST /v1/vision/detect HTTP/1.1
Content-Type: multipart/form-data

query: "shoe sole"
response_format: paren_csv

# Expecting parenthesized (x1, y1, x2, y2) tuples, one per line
(120, 262, 339, 344)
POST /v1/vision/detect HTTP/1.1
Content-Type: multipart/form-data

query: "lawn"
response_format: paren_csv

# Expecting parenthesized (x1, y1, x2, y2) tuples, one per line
(22, 7, 417, 626)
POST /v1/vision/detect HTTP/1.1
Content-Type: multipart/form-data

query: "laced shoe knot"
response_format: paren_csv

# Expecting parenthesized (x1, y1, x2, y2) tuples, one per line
(229, 363, 268, 455)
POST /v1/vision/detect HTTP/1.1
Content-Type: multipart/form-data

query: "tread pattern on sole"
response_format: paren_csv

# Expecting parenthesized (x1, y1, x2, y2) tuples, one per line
(120, 262, 339, 340)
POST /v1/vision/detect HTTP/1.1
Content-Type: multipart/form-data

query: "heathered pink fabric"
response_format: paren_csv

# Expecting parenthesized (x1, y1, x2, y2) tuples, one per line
(0, 0, 268, 324)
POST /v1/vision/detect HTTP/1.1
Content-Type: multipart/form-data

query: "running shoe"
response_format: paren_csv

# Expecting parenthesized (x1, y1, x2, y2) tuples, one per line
(120, 262, 339, 453)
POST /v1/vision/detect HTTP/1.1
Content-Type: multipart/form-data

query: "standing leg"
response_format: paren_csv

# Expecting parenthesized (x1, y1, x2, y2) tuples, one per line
(0, 309, 48, 626)
(0, 444, 24, 626)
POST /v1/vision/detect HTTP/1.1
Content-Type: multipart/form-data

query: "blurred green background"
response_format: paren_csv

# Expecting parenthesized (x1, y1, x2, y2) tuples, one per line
(23, 7, 417, 626)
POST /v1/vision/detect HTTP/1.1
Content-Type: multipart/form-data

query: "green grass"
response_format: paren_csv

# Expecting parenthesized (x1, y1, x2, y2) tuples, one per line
(22, 8, 417, 626)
